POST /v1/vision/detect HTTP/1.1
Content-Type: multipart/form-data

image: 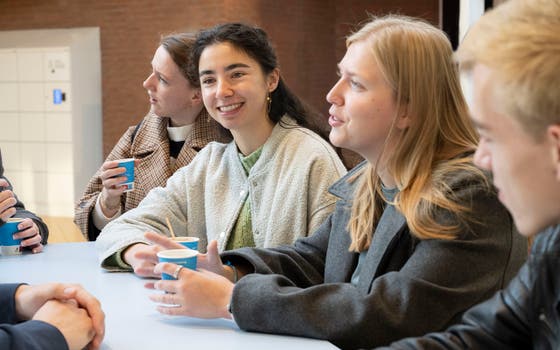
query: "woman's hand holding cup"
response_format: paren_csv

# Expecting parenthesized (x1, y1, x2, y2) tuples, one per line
(98, 159, 138, 217)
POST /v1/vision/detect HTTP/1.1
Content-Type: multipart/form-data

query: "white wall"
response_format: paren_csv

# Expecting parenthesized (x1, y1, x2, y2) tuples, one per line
(458, 0, 485, 108)
(0, 28, 102, 217)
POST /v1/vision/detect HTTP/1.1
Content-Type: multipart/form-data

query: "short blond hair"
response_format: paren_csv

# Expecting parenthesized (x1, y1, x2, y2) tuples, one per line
(456, 0, 560, 139)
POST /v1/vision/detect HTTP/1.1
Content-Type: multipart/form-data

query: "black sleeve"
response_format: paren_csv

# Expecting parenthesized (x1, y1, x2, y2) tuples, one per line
(380, 262, 533, 349)
(0, 320, 69, 350)
(0, 284, 21, 324)
(0, 151, 49, 244)
(0, 284, 69, 350)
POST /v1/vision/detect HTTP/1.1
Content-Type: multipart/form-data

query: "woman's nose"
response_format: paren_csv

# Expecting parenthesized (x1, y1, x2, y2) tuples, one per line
(216, 79, 233, 98)
(326, 78, 343, 106)
(143, 73, 155, 91)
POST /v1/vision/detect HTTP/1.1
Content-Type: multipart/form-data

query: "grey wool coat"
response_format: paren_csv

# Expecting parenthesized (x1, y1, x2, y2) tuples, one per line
(221, 162, 528, 349)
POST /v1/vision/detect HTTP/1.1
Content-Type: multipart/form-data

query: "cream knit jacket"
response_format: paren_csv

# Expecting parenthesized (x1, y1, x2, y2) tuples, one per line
(96, 116, 346, 270)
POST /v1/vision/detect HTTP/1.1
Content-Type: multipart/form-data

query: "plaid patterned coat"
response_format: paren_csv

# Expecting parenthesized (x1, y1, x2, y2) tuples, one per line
(74, 111, 228, 240)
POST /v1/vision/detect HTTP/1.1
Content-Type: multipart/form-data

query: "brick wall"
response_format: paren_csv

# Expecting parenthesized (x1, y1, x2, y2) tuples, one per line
(0, 0, 438, 167)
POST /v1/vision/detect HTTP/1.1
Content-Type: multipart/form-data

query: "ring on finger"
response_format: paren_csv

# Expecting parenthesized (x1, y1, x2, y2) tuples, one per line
(172, 265, 184, 279)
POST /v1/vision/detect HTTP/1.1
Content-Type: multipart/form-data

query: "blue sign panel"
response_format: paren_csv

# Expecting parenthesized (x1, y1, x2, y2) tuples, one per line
(53, 89, 63, 104)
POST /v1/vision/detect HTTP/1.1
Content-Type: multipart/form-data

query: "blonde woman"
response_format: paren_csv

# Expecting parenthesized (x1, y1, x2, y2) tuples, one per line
(147, 16, 527, 348)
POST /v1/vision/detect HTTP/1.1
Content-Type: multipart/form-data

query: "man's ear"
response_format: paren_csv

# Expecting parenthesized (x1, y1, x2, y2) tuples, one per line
(547, 124, 560, 181)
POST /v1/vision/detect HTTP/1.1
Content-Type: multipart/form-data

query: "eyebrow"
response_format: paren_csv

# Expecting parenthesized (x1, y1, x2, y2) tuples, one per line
(336, 63, 358, 78)
(150, 61, 169, 81)
(155, 70, 169, 81)
(199, 63, 251, 76)
(470, 118, 490, 132)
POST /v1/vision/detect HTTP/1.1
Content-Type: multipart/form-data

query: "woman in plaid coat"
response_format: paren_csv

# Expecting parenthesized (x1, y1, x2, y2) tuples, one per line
(74, 33, 229, 241)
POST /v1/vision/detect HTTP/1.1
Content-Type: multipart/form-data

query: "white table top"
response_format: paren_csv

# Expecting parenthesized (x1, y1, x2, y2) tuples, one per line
(0, 242, 338, 349)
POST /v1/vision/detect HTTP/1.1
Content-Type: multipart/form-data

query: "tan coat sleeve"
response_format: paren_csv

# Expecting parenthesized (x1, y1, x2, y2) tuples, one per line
(74, 126, 136, 240)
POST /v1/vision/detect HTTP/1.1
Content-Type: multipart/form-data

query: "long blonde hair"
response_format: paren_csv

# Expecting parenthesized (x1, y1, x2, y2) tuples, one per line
(347, 15, 485, 252)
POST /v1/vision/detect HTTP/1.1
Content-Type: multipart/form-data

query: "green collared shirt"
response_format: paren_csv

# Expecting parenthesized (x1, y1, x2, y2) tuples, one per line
(225, 146, 263, 250)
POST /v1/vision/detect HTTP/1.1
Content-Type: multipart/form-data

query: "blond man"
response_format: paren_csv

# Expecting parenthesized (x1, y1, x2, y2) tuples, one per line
(383, 0, 560, 348)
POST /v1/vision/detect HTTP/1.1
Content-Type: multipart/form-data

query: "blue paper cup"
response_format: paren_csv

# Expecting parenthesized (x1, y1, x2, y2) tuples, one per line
(116, 158, 135, 192)
(157, 249, 198, 280)
(0, 218, 24, 256)
(172, 237, 199, 250)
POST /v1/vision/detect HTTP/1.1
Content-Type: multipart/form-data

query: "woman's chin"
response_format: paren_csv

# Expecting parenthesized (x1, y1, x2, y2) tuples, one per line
(329, 131, 346, 149)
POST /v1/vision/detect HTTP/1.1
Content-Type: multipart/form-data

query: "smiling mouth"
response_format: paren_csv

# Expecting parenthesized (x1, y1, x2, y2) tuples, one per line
(329, 115, 344, 123)
(218, 103, 242, 112)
